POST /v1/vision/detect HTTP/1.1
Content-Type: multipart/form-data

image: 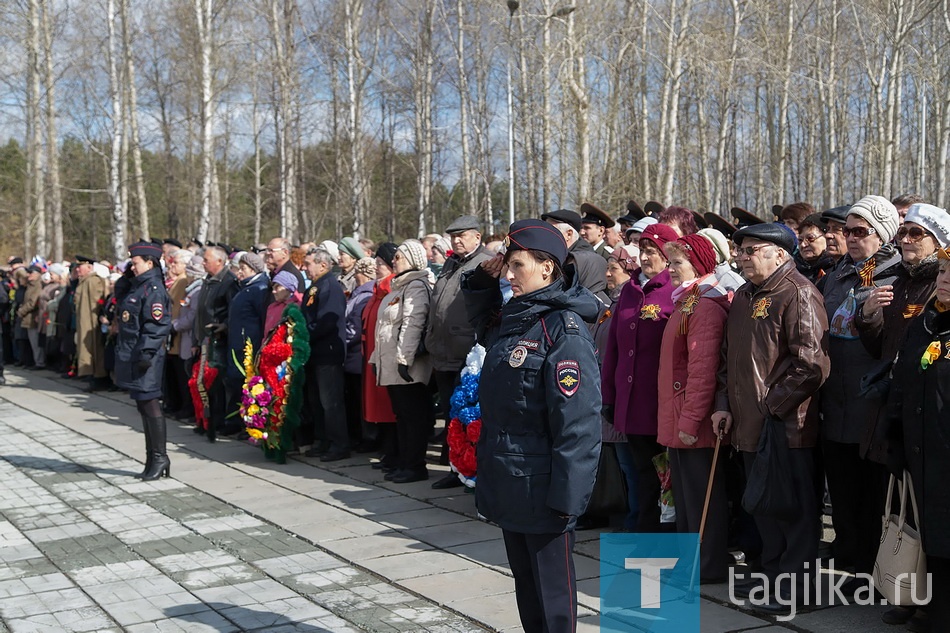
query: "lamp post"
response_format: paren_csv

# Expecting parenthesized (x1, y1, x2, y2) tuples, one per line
(504, 2, 576, 225)
(506, 1, 519, 227)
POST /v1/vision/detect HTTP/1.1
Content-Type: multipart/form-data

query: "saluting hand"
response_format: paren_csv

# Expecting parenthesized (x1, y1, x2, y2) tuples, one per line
(480, 253, 506, 279)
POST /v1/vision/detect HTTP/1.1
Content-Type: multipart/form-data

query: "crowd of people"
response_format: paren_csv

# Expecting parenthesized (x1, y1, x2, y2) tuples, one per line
(1, 192, 949, 632)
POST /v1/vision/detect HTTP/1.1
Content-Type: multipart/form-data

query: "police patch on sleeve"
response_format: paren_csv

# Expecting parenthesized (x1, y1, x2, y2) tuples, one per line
(151, 303, 164, 320)
(556, 360, 580, 397)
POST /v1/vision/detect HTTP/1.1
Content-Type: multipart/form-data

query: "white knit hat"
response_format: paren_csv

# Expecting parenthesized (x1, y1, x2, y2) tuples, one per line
(848, 195, 899, 243)
(904, 203, 950, 248)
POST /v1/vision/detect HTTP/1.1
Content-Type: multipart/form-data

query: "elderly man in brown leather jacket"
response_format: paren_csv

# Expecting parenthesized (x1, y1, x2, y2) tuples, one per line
(712, 222, 830, 615)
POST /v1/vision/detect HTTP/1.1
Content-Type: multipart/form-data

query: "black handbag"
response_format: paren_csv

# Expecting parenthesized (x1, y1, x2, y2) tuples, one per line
(741, 414, 798, 520)
(585, 443, 629, 517)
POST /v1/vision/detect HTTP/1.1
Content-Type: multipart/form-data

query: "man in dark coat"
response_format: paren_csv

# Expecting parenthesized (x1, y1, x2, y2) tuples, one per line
(713, 223, 830, 614)
(424, 215, 493, 489)
(541, 209, 609, 306)
(227, 253, 270, 392)
(195, 246, 239, 438)
(301, 248, 349, 461)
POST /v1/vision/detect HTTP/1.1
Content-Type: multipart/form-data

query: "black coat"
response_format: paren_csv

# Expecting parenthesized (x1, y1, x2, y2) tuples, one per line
(568, 239, 609, 306)
(227, 273, 270, 380)
(302, 273, 346, 365)
(888, 298, 950, 559)
(462, 265, 602, 534)
(114, 267, 172, 398)
(195, 268, 239, 367)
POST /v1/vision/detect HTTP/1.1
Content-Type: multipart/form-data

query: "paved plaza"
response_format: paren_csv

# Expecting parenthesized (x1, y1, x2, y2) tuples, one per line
(0, 370, 903, 632)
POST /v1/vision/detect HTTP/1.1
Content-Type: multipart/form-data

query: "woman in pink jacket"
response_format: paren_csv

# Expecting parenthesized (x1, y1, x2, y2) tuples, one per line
(657, 234, 740, 581)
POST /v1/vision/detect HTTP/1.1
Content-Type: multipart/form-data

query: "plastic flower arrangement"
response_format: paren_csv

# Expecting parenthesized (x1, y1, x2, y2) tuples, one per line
(446, 345, 485, 488)
(239, 304, 309, 463)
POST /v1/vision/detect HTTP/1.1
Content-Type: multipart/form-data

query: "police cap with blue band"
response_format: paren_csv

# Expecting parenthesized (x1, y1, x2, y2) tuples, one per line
(505, 219, 569, 265)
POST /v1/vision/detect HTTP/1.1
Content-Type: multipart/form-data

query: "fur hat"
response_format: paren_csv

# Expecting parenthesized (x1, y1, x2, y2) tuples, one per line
(355, 257, 377, 279)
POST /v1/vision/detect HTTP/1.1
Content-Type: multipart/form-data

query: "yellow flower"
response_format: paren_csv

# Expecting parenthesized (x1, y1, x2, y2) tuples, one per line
(246, 428, 263, 439)
(247, 404, 260, 416)
(250, 383, 265, 397)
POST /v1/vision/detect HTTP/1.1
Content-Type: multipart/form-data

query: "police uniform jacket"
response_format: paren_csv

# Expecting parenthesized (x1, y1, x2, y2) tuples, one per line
(461, 264, 602, 534)
(114, 266, 172, 397)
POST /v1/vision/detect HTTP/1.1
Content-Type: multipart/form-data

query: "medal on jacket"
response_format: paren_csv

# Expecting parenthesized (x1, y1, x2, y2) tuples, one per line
(509, 345, 528, 368)
(903, 304, 923, 319)
(121, 310, 130, 322)
(306, 287, 316, 307)
(751, 297, 771, 319)
(640, 304, 661, 320)
(556, 360, 580, 396)
(921, 340, 942, 370)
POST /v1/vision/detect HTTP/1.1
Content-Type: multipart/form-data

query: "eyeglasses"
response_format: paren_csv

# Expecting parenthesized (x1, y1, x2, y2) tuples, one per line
(896, 226, 931, 242)
(799, 233, 824, 245)
(841, 226, 877, 238)
(735, 244, 771, 257)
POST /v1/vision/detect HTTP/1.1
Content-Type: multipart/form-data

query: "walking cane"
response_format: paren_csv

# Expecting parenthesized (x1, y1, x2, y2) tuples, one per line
(684, 421, 725, 603)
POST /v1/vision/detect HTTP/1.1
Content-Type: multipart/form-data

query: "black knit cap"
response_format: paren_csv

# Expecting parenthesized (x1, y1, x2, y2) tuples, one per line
(504, 219, 568, 265)
(129, 241, 163, 259)
(732, 222, 799, 255)
(375, 242, 398, 268)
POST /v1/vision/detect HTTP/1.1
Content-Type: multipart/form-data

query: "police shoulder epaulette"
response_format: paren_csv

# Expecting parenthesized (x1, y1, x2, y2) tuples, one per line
(561, 311, 581, 332)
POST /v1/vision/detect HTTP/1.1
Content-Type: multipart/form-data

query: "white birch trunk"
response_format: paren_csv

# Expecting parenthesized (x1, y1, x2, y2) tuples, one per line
(120, 0, 148, 239)
(195, 0, 214, 242)
(107, 0, 126, 258)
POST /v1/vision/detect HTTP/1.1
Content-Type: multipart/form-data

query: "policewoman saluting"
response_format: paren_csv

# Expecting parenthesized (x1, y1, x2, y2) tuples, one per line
(115, 241, 173, 480)
(461, 219, 601, 633)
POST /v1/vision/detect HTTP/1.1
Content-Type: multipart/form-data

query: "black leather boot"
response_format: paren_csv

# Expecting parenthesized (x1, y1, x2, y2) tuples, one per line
(136, 413, 153, 478)
(141, 415, 171, 480)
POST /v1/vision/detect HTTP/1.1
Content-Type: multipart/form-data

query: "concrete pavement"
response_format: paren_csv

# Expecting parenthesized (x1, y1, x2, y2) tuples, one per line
(0, 369, 901, 632)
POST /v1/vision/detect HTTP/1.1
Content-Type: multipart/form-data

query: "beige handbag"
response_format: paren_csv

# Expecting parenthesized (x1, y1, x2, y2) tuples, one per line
(873, 471, 928, 606)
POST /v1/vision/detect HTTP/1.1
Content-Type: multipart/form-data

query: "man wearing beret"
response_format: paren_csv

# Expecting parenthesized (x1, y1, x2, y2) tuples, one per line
(424, 215, 493, 489)
(712, 222, 830, 614)
(541, 209, 609, 305)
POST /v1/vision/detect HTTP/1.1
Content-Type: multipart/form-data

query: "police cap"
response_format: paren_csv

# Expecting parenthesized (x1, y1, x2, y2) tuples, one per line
(505, 219, 569, 265)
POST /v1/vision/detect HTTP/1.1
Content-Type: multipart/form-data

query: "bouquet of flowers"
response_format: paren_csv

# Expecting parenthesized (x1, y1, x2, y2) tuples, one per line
(446, 345, 485, 488)
(238, 304, 309, 463)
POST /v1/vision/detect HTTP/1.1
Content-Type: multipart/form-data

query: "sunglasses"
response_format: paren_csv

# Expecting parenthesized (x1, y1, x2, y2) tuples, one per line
(735, 244, 771, 257)
(896, 226, 931, 242)
(842, 226, 877, 238)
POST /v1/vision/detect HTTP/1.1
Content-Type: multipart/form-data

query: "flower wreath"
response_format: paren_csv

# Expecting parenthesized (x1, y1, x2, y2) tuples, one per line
(188, 361, 218, 432)
(446, 345, 485, 488)
(238, 303, 310, 463)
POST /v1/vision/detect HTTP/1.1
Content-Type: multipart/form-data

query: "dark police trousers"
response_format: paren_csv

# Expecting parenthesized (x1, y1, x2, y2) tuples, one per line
(502, 529, 577, 633)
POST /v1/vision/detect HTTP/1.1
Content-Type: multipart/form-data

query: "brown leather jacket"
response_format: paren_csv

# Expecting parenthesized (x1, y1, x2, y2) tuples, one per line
(715, 259, 830, 451)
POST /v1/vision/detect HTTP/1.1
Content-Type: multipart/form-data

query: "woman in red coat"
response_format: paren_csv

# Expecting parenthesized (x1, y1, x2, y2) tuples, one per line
(657, 234, 741, 581)
(362, 243, 398, 467)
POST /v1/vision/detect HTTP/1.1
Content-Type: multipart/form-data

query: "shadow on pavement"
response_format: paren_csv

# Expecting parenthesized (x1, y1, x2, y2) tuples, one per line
(1, 454, 138, 478)
(171, 602, 334, 632)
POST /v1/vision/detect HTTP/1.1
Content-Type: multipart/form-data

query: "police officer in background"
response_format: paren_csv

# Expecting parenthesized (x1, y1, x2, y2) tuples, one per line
(462, 219, 601, 633)
(115, 242, 173, 481)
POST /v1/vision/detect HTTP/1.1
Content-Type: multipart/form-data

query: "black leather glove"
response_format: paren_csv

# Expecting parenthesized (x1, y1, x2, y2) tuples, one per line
(206, 323, 226, 336)
(136, 357, 152, 372)
(601, 404, 615, 423)
(398, 364, 412, 382)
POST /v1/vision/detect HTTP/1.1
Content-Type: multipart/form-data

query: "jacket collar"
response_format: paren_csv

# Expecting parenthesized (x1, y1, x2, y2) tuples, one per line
(130, 267, 162, 288)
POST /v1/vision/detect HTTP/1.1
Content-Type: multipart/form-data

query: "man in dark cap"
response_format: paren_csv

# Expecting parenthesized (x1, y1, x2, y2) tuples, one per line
(644, 200, 665, 218)
(820, 204, 850, 264)
(425, 215, 493, 488)
(703, 212, 737, 239)
(616, 200, 644, 233)
(731, 206, 765, 228)
(579, 202, 616, 260)
(712, 222, 830, 614)
(541, 209, 608, 305)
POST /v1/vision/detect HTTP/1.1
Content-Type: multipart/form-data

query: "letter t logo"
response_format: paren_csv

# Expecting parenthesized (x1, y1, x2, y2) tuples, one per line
(624, 558, 679, 608)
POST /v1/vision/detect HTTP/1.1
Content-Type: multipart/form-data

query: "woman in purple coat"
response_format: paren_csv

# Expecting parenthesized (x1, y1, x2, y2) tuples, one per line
(601, 223, 679, 532)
